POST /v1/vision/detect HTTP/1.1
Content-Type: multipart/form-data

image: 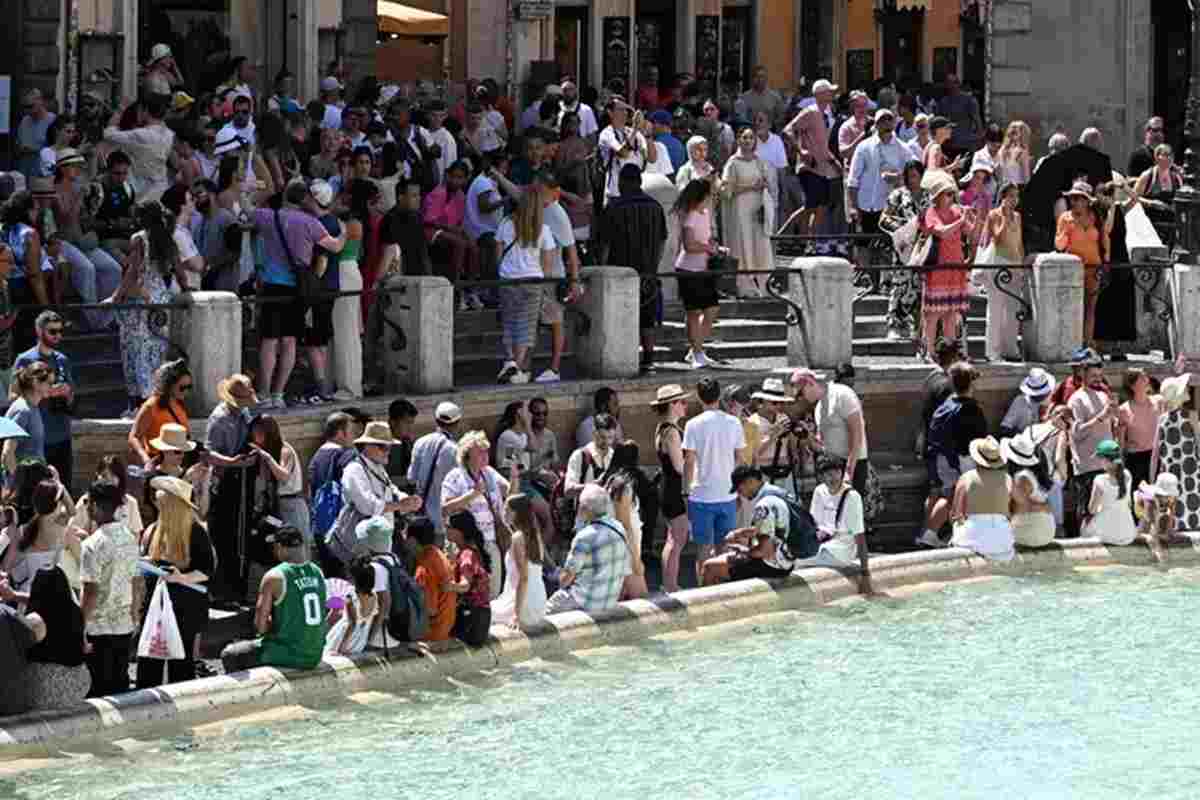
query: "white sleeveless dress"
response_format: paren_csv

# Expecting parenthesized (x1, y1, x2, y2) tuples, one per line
(324, 592, 378, 656)
(1082, 470, 1137, 545)
(491, 548, 547, 627)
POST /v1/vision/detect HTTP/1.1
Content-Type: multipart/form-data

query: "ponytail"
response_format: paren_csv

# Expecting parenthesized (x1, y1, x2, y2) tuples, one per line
(133, 200, 178, 279)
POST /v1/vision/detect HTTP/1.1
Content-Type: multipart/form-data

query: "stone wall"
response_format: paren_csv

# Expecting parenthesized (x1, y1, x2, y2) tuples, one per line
(22, 0, 62, 102)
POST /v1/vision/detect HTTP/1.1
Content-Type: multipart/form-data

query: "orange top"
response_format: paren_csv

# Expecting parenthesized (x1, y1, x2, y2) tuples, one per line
(1054, 211, 1102, 266)
(415, 546, 457, 641)
(140, 397, 190, 457)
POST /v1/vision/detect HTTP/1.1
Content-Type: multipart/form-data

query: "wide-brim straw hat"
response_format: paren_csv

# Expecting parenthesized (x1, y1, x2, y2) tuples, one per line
(752, 377, 791, 403)
(1161, 373, 1192, 410)
(651, 384, 691, 407)
(150, 475, 199, 512)
(969, 436, 1005, 469)
(1000, 431, 1040, 467)
(218, 374, 258, 408)
(55, 148, 86, 169)
(921, 170, 958, 200)
(1063, 180, 1094, 201)
(354, 420, 396, 447)
(149, 422, 196, 453)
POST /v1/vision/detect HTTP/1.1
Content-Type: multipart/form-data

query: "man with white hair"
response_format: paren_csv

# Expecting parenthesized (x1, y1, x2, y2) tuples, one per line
(545, 484, 630, 614)
(1078, 127, 1104, 152)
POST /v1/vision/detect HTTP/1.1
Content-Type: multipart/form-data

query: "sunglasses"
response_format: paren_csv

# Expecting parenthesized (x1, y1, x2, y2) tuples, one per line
(1149, 127, 1165, 133)
(44, 327, 64, 337)
(179, 382, 194, 392)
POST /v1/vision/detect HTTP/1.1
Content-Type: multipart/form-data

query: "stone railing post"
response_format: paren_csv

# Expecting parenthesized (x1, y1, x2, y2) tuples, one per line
(1026, 253, 1084, 363)
(174, 292, 242, 416)
(576, 266, 640, 380)
(1171, 263, 1200, 357)
(380, 274, 454, 395)
(786, 257, 854, 368)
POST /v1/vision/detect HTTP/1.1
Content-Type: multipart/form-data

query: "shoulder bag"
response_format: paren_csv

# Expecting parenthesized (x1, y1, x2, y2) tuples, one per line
(482, 468, 513, 553)
(273, 209, 323, 303)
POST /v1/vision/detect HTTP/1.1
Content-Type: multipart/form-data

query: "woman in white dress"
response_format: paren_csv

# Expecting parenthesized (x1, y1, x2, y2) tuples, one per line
(325, 558, 379, 657)
(950, 437, 1015, 561)
(721, 126, 776, 298)
(490, 493, 546, 630)
(1083, 439, 1137, 545)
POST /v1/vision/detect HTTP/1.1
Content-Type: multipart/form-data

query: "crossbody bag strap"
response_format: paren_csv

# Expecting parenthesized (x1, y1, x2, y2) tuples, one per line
(421, 435, 448, 504)
(272, 209, 299, 270)
(834, 488, 851, 528)
(593, 518, 627, 543)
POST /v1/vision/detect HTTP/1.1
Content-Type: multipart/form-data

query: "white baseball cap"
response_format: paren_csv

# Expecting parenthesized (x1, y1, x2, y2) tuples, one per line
(319, 76, 343, 93)
(310, 179, 334, 209)
(874, 107, 896, 123)
(149, 43, 172, 63)
(812, 79, 839, 95)
(435, 401, 463, 424)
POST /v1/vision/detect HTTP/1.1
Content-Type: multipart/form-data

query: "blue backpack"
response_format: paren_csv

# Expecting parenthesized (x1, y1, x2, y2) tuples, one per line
(926, 395, 964, 465)
(311, 479, 345, 541)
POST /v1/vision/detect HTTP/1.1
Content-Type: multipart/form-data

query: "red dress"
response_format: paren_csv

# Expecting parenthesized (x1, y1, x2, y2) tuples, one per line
(923, 205, 970, 315)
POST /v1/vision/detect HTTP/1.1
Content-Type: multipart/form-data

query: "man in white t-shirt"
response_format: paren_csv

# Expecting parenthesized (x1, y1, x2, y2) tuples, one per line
(565, 412, 618, 496)
(802, 455, 872, 595)
(558, 80, 598, 140)
(597, 99, 656, 202)
(683, 377, 748, 583)
(423, 100, 458, 187)
(464, 151, 510, 243)
(791, 368, 870, 501)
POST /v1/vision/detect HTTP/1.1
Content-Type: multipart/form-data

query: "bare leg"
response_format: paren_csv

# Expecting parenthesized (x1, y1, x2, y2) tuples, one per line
(686, 310, 705, 353)
(660, 515, 688, 593)
(701, 305, 720, 343)
(547, 320, 565, 373)
(258, 337, 278, 396)
(272, 336, 297, 395)
(307, 345, 329, 393)
(694, 544, 717, 586)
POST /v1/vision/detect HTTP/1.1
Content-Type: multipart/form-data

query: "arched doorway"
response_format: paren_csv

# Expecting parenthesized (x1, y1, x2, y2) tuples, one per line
(1152, 0, 1191, 152)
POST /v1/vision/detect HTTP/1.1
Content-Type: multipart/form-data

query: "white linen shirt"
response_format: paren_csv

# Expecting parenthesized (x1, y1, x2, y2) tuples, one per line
(847, 134, 912, 213)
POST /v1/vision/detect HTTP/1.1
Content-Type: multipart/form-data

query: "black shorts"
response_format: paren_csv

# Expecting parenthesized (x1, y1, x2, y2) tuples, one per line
(729, 558, 793, 582)
(799, 172, 833, 208)
(303, 300, 335, 347)
(639, 280, 663, 330)
(258, 283, 305, 340)
(678, 271, 719, 311)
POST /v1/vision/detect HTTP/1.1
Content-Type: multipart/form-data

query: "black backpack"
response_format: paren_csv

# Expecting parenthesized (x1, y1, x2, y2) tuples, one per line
(372, 552, 429, 644)
(759, 485, 820, 561)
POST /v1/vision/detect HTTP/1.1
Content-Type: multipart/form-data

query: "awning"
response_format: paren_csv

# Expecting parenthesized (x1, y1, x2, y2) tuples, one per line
(377, 1, 449, 38)
(876, 0, 931, 10)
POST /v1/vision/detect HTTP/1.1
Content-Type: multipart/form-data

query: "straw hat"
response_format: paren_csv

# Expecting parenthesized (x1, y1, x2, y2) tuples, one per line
(1019, 367, 1057, 399)
(149, 423, 196, 453)
(969, 436, 1004, 470)
(1063, 180, 1094, 201)
(921, 169, 957, 200)
(651, 384, 691, 407)
(217, 374, 258, 408)
(1141, 473, 1180, 498)
(1160, 373, 1192, 410)
(150, 475, 199, 512)
(55, 148, 86, 170)
(1000, 430, 1041, 467)
(752, 378, 791, 403)
(354, 420, 396, 447)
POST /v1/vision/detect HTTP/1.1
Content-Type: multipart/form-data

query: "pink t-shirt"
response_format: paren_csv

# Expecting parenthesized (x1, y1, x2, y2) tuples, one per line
(675, 209, 712, 272)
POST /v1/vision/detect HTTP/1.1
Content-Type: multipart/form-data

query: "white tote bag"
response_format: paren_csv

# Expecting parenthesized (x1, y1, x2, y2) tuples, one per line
(137, 580, 186, 661)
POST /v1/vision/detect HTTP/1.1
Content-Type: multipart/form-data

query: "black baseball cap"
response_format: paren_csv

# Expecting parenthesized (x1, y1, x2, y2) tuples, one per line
(929, 116, 955, 131)
(266, 526, 305, 548)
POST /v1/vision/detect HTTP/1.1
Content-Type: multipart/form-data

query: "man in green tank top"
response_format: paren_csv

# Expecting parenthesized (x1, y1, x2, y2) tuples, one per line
(219, 527, 328, 673)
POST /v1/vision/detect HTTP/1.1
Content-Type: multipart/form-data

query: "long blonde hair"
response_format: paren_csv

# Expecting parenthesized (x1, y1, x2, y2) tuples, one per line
(1000, 120, 1030, 162)
(147, 491, 195, 566)
(510, 190, 544, 247)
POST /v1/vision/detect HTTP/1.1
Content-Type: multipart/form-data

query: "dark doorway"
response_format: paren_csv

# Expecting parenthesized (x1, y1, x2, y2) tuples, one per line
(879, 10, 923, 87)
(636, 0, 676, 94)
(722, 5, 753, 93)
(962, 12, 985, 109)
(1152, 0, 1191, 155)
(556, 5, 590, 88)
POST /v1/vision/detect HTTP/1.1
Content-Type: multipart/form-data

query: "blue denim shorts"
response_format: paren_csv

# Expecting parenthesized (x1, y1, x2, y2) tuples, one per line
(688, 499, 738, 546)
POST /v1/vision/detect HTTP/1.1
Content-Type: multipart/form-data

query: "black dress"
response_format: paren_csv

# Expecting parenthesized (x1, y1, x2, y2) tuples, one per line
(1094, 207, 1138, 343)
(657, 422, 686, 520)
(136, 522, 214, 688)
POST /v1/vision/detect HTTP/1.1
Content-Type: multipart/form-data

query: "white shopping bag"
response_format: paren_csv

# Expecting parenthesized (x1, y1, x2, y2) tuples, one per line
(137, 580, 186, 661)
(890, 216, 920, 264)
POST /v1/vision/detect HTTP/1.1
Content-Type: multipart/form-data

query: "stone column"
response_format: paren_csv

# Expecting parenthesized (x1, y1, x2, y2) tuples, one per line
(341, 0, 377, 95)
(380, 275, 454, 395)
(1170, 263, 1200, 357)
(576, 266, 640, 380)
(1025, 253, 1084, 363)
(173, 292, 243, 417)
(786, 257, 853, 368)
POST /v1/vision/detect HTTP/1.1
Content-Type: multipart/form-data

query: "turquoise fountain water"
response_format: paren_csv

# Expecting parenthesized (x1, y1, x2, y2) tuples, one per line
(9, 567, 1200, 799)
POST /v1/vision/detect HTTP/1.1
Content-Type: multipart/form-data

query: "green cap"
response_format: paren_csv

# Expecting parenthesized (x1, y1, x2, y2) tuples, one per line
(1095, 439, 1122, 461)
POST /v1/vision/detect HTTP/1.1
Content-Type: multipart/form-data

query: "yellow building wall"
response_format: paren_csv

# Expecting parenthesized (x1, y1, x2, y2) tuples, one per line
(843, 3, 961, 82)
(756, 0, 795, 89)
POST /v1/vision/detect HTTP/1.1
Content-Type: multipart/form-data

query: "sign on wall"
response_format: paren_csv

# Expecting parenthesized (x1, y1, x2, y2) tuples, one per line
(515, 0, 553, 20)
(0, 76, 9, 134)
(602, 17, 630, 94)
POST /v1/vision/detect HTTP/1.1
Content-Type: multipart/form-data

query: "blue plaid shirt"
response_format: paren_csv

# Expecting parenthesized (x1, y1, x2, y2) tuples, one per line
(559, 515, 631, 612)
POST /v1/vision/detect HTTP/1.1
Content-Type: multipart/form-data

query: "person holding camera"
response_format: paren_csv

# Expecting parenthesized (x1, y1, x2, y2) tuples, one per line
(749, 378, 804, 491)
(14, 311, 75, 487)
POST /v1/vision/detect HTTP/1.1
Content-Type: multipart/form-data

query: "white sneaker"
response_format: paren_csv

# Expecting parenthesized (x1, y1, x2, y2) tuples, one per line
(534, 369, 560, 383)
(916, 530, 944, 549)
(691, 349, 710, 369)
(497, 361, 520, 383)
(510, 370, 531, 385)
